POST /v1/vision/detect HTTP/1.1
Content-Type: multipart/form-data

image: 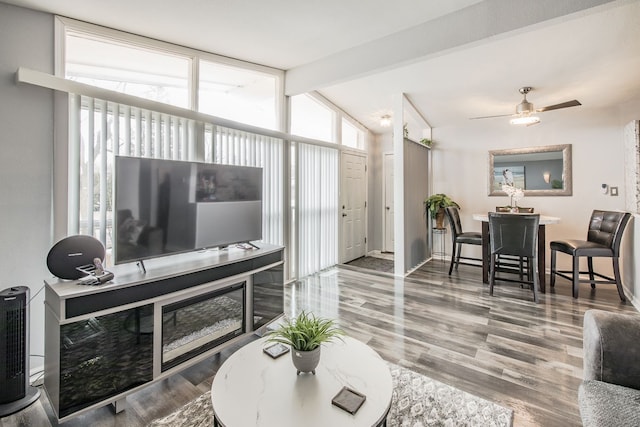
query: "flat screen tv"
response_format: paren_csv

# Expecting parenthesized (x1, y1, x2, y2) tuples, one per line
(114, 156, 263, 265)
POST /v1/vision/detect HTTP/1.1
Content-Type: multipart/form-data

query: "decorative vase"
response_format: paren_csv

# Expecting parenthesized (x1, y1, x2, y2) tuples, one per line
(291, 346, 321, 375)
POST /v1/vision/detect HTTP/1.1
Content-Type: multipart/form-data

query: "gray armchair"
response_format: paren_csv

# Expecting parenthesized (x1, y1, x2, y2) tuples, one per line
(579, 309, 640, 426)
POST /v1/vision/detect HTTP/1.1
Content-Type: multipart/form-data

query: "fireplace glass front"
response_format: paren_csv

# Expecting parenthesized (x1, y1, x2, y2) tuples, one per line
(161, 282, 245, 371)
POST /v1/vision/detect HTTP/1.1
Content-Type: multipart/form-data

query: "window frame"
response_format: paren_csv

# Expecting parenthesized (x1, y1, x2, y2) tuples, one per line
(55, 16, 285, 129)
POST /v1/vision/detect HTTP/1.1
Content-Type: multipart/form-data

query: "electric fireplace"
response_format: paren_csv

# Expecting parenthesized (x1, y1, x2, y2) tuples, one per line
(161, 282, 246, 371)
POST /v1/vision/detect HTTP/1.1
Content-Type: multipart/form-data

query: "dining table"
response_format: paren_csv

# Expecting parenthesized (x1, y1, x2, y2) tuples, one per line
(472, 213, 561, 292)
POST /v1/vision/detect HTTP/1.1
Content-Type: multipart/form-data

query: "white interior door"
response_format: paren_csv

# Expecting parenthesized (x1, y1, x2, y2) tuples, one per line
(341, 152, 367, 263)
(384, 153, 394, 253)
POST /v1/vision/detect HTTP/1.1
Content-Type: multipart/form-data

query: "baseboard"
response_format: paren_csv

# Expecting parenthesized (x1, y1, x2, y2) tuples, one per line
(404, 258, 430, 276)
(29, 365, 44, 387)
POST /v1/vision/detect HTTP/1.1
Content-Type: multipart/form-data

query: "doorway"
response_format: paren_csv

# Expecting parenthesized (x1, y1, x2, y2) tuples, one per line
(343, 151, 395, 274)
(383, 152, 394, 253)
(340, 152, 367, 263)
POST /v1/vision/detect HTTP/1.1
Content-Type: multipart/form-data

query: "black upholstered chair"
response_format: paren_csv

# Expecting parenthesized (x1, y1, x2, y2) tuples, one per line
(550, 210, 631, 301)
(488, 212, 540, 302)
(493, 207, 535, 279)
(444, 206, 482, 275)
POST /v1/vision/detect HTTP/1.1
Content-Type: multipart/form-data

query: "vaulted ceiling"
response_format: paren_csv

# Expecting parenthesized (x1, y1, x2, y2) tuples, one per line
(5, 0, 640, 133)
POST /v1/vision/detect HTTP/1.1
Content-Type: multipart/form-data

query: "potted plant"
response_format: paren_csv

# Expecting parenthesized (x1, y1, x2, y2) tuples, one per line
(419, 138, 433, 148)
(267, 311, 344, 375)
(424, 193, 460, 228)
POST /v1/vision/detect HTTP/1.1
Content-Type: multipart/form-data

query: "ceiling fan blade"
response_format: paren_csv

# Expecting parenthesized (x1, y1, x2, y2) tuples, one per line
(469, 113, 513, 120)
(536, 100, 581, 112)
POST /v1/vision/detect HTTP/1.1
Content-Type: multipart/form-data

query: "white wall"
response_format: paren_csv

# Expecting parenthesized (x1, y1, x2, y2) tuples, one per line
(0, 2, 54, 373)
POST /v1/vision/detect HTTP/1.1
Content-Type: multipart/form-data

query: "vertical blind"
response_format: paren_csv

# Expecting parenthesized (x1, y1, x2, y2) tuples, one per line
(205, 125, 284, 246)
(297, 143, 339, 277)
(69, 94, 339, 277)
(70, 95, 284, 261)
(70, 95, 196, 250)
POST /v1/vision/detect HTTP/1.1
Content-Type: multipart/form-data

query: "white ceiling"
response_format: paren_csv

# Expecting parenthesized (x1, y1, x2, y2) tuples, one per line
(5, 0, 640, 133)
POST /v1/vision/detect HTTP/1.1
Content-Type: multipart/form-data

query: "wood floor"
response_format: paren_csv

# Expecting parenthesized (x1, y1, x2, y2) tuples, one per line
(2, 259, 636, 427)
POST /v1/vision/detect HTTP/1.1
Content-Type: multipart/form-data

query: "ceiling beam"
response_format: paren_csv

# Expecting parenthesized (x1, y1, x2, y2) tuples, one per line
(284, 0, 619, 96)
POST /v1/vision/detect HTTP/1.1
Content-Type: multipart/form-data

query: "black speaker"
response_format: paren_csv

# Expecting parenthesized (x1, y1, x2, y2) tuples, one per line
(0, 286, 40, 416)
(47, 235, 105, 280)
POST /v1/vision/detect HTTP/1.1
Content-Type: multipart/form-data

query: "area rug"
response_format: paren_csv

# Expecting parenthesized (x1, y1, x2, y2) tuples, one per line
(147, 363, 513, 427)
(345, 256, 395, 273)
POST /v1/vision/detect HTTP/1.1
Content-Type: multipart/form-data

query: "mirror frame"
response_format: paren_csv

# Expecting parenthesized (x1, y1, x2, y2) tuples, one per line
(488, 144, 572, 196)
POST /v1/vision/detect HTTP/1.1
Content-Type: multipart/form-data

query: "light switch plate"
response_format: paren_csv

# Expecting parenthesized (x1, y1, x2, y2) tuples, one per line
(610, 186, 619, 196)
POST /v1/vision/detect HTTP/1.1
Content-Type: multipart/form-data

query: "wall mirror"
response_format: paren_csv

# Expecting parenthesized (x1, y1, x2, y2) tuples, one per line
(488, 144, 572, 196)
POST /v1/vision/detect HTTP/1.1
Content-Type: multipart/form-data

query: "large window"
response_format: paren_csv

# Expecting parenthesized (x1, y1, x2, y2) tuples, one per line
(69, 95, 285, 262)
(71, 96, 196, 252)
(290, 93, 366, 150)
(199, 60, 277, 130)
(290, 94, 335, 142)
(342, 118, 364, 150)
(62, 22, 282, 127)
(57, 18, 366, 280)
(65, 32, 190, 108)
(61, 21, 284, 263)
(297, 143, 339, 277)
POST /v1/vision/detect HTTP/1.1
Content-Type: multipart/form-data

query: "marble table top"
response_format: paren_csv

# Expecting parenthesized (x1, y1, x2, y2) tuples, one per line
(211, 336, 393, 427)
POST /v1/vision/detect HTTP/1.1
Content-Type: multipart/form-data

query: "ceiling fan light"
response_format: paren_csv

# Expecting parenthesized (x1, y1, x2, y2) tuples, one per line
(516, 100, 534, 115)
(510, 115, 540, 125)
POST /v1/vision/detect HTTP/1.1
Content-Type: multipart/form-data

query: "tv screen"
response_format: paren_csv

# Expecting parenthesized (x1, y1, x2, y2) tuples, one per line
(114, 156, 263, 264)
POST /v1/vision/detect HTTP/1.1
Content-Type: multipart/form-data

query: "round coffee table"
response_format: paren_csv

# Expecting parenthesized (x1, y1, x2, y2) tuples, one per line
(211, 336, 392, 427)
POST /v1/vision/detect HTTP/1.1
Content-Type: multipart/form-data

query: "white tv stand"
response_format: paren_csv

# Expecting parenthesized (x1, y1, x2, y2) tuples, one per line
(43, 244, 284, 422)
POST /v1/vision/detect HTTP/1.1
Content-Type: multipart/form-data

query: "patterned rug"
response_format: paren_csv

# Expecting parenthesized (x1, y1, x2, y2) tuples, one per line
(345, 256, 395, 273)
(147, 363, 513, 426)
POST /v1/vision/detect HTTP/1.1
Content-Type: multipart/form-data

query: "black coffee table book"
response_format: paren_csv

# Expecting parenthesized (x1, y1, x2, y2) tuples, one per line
(332, 386, 366, 415)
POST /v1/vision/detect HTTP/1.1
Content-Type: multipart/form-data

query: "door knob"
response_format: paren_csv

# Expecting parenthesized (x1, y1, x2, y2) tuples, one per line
(386, 206, 390, 210)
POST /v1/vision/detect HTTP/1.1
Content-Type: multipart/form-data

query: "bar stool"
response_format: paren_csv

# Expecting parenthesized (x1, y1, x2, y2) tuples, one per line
(550, 210, 630, 301)
(444, 207, 482, 275)
(488, 212, 540, 302)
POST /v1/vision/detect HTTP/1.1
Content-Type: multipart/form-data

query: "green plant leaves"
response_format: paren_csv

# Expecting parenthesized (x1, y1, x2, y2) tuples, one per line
(267, 311, 344, 351)
(424, 194, 460, 219)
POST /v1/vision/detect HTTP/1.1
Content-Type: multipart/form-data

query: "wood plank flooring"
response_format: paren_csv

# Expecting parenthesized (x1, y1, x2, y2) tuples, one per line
(2, 259, 636, 426)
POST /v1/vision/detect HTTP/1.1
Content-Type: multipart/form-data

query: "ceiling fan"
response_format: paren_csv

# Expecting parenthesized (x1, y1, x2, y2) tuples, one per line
(470, 87, 581, 125)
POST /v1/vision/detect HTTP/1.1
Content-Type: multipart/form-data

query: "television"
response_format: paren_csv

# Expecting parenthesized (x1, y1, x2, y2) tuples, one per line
(114, 156, 263, 265)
